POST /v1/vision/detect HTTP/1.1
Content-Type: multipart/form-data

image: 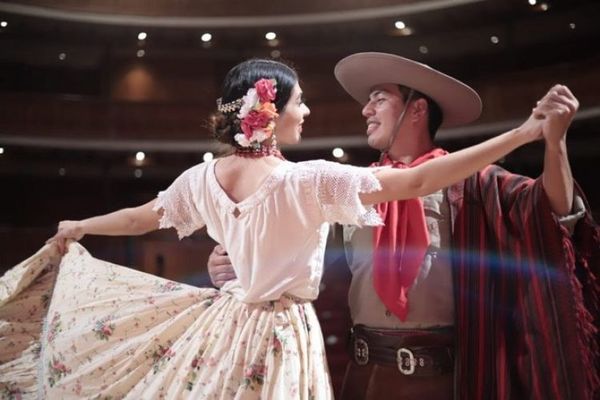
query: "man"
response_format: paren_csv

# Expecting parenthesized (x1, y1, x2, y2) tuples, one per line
(208, 53, 599, 399)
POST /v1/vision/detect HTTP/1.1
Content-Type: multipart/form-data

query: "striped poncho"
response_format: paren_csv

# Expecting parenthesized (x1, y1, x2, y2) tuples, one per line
(450, 165, 599, 400)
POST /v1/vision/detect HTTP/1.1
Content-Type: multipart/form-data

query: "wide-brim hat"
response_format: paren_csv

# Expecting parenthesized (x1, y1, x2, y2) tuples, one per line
(334, 52, 482, 128)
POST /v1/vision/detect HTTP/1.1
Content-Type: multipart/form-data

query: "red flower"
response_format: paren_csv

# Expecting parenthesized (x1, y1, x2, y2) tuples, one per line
(241, 110, 272, 138)
(255, 79, 276, 102)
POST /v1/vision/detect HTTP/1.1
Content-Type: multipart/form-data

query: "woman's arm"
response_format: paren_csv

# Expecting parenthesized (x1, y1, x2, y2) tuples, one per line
(48, 199, 161, 254)
(360, 114, 542, 205)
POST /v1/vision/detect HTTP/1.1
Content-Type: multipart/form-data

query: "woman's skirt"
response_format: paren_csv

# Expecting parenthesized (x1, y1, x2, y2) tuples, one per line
(0, 243, 333, 399)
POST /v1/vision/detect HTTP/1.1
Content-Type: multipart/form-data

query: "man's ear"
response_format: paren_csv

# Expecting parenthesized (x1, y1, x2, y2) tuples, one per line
(411, 98, 428, 122)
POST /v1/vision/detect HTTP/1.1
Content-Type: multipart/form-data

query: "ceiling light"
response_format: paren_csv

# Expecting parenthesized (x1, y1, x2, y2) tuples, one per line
(136, 49, 145, 58)
(0, 21, 7, 28)
(0, 147, 4, 154)
(490, 35, 499, 44)
(201, 33, 212, 42)
(135, 151, 146, 162)
(332, 147, 345, 159)
(394, 21, 406, 30)
(137, 32, 147, 41)
(528, 0, 536, 5)
(539, 2, 548, 10)
(134, 168, 143, 178)
(203, 152, 214, 162)
(58, 52, 67, 61)
(270, 50, 281, 59)
(569, 22, 576, 30)
(419, 45, 429, 54)
(265, 32, 277, 41)
(58, 167, 66, 176)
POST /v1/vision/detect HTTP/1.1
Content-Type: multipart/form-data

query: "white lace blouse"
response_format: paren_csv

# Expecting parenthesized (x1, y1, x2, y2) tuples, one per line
(153, 159, 382, 303)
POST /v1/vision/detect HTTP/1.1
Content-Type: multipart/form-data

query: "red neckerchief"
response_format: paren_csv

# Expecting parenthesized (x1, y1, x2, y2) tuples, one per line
(371, 148, 448, 320)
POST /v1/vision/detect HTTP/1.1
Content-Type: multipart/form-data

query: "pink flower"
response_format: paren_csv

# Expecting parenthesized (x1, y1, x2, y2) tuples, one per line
(255, 79, 277, 102)
(241, 110, 273, 139)
(244, 367, 254, 378)
(101, 326, 112, 336)
(191, 358, 198, 368)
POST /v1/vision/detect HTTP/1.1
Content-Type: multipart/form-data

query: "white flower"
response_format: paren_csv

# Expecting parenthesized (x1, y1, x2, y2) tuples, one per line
(237, 88, 258, 119)
(234, 133, 252, 147)
(252, 129, 269, 143)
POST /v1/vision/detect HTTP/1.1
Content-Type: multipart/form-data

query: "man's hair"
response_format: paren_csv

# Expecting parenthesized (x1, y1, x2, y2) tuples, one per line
(398, 85, 443, 140)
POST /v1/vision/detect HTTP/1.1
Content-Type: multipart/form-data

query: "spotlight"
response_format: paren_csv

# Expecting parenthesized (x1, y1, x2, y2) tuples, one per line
(490, 36, 499, 44)
(270, 50, 281, 59)
(58, 52, 67, 61)
(0, 147, 4, 154)
(135, 151, 146, 162)
(265, 32, 277, 40)
(394, 21, 406, 30)
(528, 0, 536, 5)
(0, 21, 7, 28)
(136, 49, 145, 58)
(201, 33, 212, 42)
(138, 32, 147, 41)
(332, 147, 345, 159)
(203, 152, 214, 162)
(134, 168, 143, 178)
(419, 45, 429, 54)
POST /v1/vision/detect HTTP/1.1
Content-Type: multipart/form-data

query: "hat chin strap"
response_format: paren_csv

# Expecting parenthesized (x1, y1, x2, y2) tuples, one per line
(379, 89, 414, 162)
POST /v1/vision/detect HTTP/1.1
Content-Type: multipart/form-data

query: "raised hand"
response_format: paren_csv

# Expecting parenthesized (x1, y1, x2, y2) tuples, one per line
(536, 84, 579, 148)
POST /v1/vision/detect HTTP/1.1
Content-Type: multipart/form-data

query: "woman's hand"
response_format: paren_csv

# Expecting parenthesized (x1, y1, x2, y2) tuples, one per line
(46, 220, 85, 255)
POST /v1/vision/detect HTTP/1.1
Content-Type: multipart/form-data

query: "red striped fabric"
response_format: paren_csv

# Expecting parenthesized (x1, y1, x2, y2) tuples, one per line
(451, 165, 599, 400)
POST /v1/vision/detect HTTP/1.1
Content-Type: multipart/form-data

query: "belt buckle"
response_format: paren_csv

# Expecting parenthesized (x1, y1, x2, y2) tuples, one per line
(354, 337, 369, 366)
(396, 347, 416, 375)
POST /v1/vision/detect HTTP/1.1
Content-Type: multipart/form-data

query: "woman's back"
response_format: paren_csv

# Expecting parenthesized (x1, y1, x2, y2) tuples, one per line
(155, 158, 383, 304)
(213, 156, 285, 204)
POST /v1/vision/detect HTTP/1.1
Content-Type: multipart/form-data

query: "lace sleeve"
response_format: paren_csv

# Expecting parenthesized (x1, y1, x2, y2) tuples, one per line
(311, 161, 383, 227)
(152, 165, 206, 239)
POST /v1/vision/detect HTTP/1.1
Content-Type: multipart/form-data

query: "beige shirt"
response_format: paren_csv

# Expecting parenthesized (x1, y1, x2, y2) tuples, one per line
(344, 189, 454, 329)
(343, 186, 586, 329)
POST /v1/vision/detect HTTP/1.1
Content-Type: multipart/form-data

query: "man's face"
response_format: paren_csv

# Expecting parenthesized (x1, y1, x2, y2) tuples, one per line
(361, 83, 406, 151)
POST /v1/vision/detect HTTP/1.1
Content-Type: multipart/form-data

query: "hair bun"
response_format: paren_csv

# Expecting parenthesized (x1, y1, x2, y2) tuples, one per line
(210, 111, 240, 146)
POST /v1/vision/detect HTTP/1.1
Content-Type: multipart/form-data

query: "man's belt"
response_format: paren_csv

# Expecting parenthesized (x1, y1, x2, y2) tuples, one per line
(349, 324, 454, 377)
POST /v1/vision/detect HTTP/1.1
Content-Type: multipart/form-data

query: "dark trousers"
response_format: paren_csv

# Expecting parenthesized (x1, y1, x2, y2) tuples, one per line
(339, 361, 453, 400)
(339, 325, 454, 400)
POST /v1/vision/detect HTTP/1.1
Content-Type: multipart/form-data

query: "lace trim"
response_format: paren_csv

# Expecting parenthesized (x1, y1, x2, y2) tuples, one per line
(153, 191, 199, 240)
(299, 160, 383, 227)
(207, 160, 291, 213)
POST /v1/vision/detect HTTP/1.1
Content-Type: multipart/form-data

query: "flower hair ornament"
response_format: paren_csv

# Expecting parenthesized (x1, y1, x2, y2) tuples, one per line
(216, 78, 279, 148)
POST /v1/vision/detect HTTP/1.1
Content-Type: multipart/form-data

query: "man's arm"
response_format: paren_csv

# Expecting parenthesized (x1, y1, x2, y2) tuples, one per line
(207, 244, 236, 288)
(539, 85, 578, 216)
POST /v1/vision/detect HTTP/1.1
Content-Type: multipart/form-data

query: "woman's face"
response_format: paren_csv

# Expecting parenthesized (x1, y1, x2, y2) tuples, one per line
(274, 83, 310, 145)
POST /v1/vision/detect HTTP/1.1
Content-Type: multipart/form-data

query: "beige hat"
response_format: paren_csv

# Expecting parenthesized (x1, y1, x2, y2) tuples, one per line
(334, 52, 482, 128)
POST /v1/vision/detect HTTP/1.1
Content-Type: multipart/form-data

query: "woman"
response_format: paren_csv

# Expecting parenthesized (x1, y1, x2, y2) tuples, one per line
(0, 59, 544, 399)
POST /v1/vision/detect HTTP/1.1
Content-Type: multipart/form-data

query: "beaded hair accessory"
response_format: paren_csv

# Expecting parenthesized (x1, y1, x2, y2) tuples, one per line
(216, 98, 243, 113)
(216, 78, 279, 148)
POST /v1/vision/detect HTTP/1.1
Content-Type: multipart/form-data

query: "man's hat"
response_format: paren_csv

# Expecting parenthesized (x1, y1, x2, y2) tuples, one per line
(334, 52, 482, 128)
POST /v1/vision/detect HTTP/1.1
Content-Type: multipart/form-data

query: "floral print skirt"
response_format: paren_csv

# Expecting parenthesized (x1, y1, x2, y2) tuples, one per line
(0, 243, 333, 399)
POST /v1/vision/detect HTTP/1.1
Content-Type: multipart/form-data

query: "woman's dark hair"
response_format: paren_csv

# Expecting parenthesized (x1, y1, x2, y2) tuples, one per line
(210, 59, 298, 146)
(398, 85, 443, 140)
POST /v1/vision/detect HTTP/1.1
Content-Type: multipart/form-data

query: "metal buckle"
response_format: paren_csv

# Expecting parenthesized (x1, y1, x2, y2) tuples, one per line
(396, 347, 416, 375)
(354, 337, 369, 366)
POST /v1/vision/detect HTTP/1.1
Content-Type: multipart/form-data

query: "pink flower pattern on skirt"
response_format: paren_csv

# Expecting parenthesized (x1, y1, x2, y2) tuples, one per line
(0, 243, 334, 399)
